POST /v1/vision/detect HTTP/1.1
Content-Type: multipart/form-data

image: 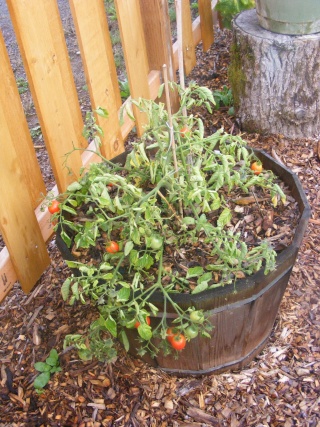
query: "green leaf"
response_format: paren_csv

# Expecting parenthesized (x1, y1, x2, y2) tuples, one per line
(34, 362, 51, 373)
(157, 83, 164, 98)
(78, 348, 93, 361)
(95, 106, 109, 118)
(61, 278, 71, 301)
(71, 282, 79, 300)
(119, 330, 130, 352)
(186, 266, 204, 279)
(61, 204, 78, 216)
(105, 316, 117, 337)
(182, 216, 196, 225)
(137, 324, 153, 341)
(131, 228, 141, 245)
(124, 240, 134, 256)
(50, 366, 62, 374)
(217, 208, 232, 228)
(201, 330, 212, 338)
(197, 272, 212, 285)
(67, 181, 83, 192)
(147, 302, 159, 316)
(46, 349, 59, 366)
(117, 286, 130, 302)
(192, 281, 209, 294)
(34, 371, 50, 390)
(61, 231, 72, 248)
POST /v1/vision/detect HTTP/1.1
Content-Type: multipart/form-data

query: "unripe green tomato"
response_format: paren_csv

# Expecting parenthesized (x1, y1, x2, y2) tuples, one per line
(149, 234, 163, 250)
(189, 310, 204, 324)
(185, 325, 199, 339)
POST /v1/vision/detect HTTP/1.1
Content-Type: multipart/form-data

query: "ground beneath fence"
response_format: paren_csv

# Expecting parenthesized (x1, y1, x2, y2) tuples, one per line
(0, 25, 320, 427)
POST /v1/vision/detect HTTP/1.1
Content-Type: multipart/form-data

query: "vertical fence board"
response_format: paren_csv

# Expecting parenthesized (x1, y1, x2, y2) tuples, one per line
(198, 0, 215, 52)
(181, 0, 197, 75)
(0, 31, 46, 209)
(7, 0, 86, 193)
(139, 0, 179, 111)
(0, 99, 50, 294)
(115, 0, 150, 136)
(139, 0, 175, 77)
(69, 0, 124, 160)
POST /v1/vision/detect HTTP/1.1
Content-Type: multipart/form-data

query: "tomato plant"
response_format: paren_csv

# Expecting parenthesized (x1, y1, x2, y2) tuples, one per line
(48, 200, 60, 214)
(170, 333, 186, 351)
(251, 161, 263, 175)
(56, 82, 284, 363)
(134, 316, 151, 328)
(106, 241, 120, 253)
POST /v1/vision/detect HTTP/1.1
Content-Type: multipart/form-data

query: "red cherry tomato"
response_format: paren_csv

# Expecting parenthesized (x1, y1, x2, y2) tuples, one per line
(48, 200, 60, 214)
(106, 241, 120, 253)
(251, 161, 263, 175)
(166, 327, 175, 343)
(180, 125, 191, 137)
(134, 316, 151, 328)
(170, 333, 186, 351)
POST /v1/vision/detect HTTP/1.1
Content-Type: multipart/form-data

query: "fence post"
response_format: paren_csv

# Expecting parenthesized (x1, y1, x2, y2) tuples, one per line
(114, 0, 150, 136)
(139, 0, 180, 111)
(0, 31, 46, 209)
(198, 0, 215, 52)
(0, 34, 50, 297)
(69, 0, 124, 160)
(7, 0, 86, 193)
(180, 0, 197, 76)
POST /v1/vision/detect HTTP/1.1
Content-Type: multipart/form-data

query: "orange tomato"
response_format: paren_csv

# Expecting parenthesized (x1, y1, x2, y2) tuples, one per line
(251, 161, 263, 175)
(48, 200, 60, 214)
(106, 241, 120, 253)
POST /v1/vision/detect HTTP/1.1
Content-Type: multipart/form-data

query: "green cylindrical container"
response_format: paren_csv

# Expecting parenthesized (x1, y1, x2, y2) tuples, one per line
(256, 0, 320, 35)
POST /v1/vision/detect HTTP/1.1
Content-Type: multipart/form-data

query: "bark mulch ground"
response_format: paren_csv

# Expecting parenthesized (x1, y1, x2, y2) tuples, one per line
(0, 29, 319, 427)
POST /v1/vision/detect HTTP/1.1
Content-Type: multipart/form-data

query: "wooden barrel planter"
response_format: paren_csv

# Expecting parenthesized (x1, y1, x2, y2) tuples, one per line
(56, 149, 310, 376)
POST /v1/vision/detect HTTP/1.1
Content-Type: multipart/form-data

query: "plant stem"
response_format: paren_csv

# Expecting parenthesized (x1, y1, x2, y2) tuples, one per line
(162, 65, 179, 179)
(157, 190, 182, 223)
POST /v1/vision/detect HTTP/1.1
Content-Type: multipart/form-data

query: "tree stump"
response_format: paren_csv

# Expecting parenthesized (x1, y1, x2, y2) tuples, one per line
(230, 10, 320, 139)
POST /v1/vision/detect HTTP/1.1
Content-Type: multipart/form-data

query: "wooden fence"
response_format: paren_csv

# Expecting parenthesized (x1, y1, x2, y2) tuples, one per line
(0, 0, 217, 302)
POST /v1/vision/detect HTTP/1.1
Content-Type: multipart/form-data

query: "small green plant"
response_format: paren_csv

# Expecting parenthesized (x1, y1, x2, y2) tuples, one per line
(33, 349, 61, 393)
(48, 81, 287, 363)
(104, 0, 117, 21)
(30, 125, 42, 140)
(16, 78, 28, 94)
(212, 86, 234, 115)
(215, 0, 255, 29)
